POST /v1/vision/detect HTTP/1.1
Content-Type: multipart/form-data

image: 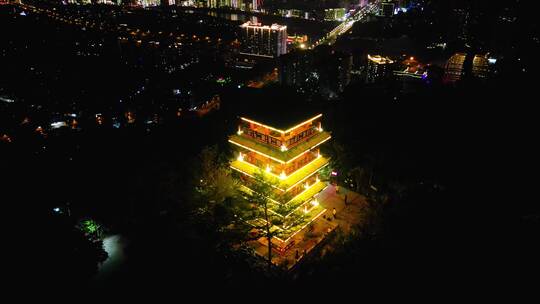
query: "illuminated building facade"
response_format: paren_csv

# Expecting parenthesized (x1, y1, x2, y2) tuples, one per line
(444, 53, 491, 82)
(136, 0, 160, 7)
(239, 21, 287, 58)
(380, 0, 395, 17)
(204, 0, 259, 9)
(229, 114, 331, 251)
(444, 52, 466, 82)
(366, 54, 394, 83)
(251, 0, 261, 11)
(393, 56, 428, 93)
(67, 0, 92, 4)
(324, 8, 346, 21)
(471, 54, 489, 79)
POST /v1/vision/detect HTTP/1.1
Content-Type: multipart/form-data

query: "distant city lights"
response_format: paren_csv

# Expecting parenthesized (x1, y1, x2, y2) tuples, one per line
(50, 121, 67, 129)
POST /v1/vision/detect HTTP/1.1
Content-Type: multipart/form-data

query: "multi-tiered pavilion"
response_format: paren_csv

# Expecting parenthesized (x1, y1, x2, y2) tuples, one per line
(229, 111, 332, 251)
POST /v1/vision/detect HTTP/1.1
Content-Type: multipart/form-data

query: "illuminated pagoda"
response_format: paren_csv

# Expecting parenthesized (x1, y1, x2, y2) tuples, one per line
(229, 111, 332, 252)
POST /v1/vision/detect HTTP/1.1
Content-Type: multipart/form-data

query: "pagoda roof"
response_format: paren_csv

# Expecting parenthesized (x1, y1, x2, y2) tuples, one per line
(234, 89, 322, 131)
(240, 110, 322, 132)
(229, 130, 331, 163)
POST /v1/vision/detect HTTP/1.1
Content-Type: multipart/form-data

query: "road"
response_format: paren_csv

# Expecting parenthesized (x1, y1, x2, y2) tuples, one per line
(312, 1, 380, 47)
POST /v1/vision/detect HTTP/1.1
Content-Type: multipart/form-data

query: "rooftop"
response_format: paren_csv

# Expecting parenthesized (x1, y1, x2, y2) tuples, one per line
(232, 87, 323, 130)
(239, 108, 322, 132)
(240, 21, 287, 31)
(367, 54, 394, 64)
(240, 113, 322, 134)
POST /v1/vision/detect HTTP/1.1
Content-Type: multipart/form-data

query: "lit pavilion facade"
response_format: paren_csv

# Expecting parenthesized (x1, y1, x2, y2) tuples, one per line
(229, 113, 331, 251)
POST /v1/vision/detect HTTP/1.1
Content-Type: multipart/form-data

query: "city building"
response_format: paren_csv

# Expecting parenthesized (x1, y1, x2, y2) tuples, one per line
(278, 9, 307, 19)
(324, 8, 347, 21)
(444, 52, 491, 82)
(365, 54, 395, 83)
(393, 56, 427, 79)
(452, 8, 470, 42)
(204, 0, 259, 10)
(322, 51, 352, 98)
(229, 113, 331, 252)
(67, 0, 92, 4)
(279, 47, 352, 99)
(279, 50, 312, 88)
(393, 56, 429, 93)
(239, 21, 287, 58)
(251, 0, 261, 11)
(287, 34, 309, 49)
(393, 0, 411, 13)
(380, 0, 395, 17)
(471, 54, 489, 79)
(221, 0, 238, 9)
(444, 53, 467, 82)
(136, 0, 160, 7)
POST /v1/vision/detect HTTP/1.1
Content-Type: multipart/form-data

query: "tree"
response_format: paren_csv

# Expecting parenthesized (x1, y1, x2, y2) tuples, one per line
(192, 147, 310, 271)
(194, 145, 239, 222)
(76, 218, 104, 241)
(31, 213, 108, 288)
(239, 171, 308, 272)
(329, 141, 350, 175)
(240, 172, 279, 272)
(192, 146, 256, 249)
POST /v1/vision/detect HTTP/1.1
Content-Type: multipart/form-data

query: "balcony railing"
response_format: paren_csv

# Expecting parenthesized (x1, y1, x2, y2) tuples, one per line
(230, 155, 330, 191)
(229, 130, 331, 163)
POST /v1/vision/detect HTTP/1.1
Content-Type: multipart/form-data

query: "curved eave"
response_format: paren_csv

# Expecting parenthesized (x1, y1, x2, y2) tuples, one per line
(230, 156, 330, 192)
(229, 131, 331, 164)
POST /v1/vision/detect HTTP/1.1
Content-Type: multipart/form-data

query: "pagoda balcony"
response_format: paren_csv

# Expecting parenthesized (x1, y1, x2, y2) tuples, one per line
(230, 155, 330, 192)
(229, 130, 331, 164)
(285, 180, 327, 211)
(247, 198, 327, 244)
(273, 203, 327, 244)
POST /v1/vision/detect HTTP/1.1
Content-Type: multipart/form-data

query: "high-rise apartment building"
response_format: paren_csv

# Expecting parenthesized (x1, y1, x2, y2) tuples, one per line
(239, 21, 287, 58)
